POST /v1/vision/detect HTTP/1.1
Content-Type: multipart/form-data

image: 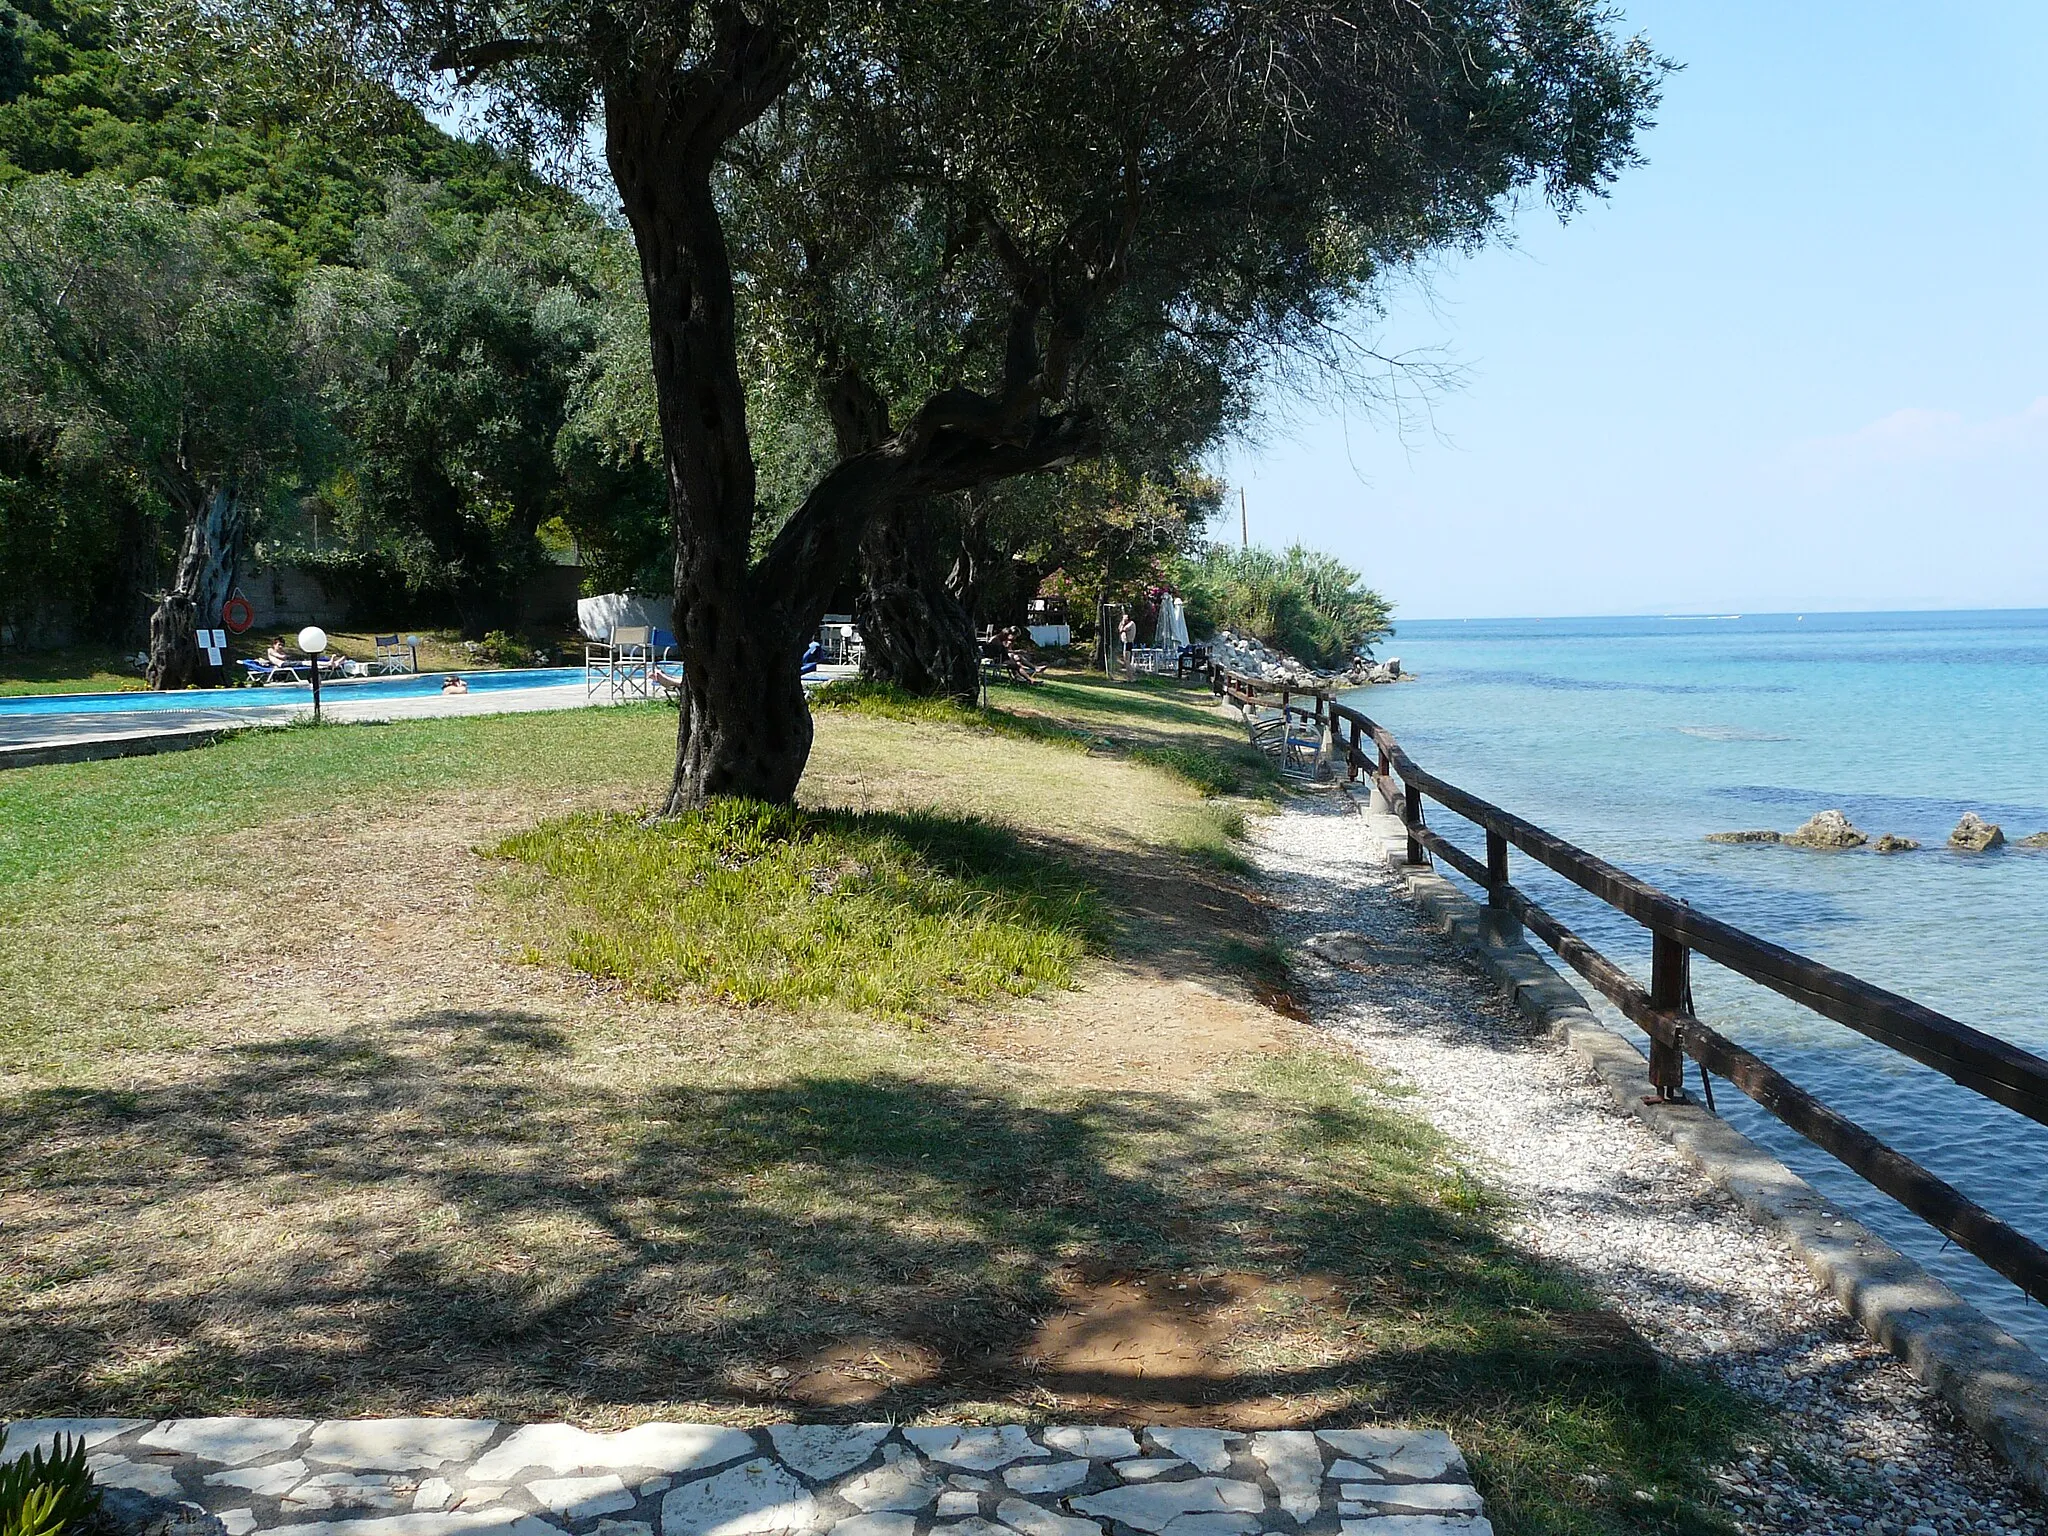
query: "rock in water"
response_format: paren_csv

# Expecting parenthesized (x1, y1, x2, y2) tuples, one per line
(2020, 832, 2048, 848)
(1706, 829, 1782, 844)
(1784, 810, 1867, 850)
(1873, 834, 1920, 853)
(1949, 812, 2005, 851)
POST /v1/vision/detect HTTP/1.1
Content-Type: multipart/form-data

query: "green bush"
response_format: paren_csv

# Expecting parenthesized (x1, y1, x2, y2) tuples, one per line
(1178, 542, 1393, 669)
(478, 629, 533, 668)
(0, 1435, 100, 1536)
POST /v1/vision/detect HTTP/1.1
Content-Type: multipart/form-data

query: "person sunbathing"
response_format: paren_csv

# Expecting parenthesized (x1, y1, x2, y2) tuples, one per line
(264, 638, 290, 666)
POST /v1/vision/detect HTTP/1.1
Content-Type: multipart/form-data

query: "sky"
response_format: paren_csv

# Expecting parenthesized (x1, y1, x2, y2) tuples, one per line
(1212, 2, 2048, 620)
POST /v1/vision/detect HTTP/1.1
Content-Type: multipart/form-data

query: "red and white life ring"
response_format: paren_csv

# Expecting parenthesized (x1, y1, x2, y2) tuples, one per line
(222, 594, 255, 633)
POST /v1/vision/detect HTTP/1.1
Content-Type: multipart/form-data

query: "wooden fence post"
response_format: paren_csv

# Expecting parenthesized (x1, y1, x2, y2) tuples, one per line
(1486, 830, 1509, 911)
(1403, 781, 1426, 866)
(1648, 931, 1689, 1101)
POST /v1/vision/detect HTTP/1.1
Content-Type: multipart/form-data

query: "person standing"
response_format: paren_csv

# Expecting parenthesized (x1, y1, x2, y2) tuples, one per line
(1119, 611, 1139, 676)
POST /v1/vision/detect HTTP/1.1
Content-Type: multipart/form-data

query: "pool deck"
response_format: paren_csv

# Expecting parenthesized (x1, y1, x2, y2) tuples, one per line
(0, 667, 861, 768)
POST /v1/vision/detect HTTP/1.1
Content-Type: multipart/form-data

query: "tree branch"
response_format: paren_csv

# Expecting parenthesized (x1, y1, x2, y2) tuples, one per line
(425, 36, 559, 84)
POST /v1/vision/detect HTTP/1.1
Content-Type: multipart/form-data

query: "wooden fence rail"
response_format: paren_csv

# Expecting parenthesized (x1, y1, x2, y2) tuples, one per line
(1209, 667, 2048, 1308)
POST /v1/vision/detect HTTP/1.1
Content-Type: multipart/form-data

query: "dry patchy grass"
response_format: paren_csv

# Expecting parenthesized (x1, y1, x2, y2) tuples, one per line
(0, 687, 1751, 1535)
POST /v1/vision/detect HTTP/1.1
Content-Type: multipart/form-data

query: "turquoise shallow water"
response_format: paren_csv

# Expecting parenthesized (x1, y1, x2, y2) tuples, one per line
(1341, 609, 2048, 1354)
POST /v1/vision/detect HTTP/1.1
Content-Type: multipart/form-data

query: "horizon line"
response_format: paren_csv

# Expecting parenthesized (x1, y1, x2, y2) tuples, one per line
(1391, 603, 2048, 625)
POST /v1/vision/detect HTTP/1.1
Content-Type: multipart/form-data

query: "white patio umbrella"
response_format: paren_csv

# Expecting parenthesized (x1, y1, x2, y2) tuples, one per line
(1153, 594, 1190, 651)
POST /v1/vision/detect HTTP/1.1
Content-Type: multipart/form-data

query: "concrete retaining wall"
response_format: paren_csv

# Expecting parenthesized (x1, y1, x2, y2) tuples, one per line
(245, 564, 353, 630)
(0, 725, 242, 773)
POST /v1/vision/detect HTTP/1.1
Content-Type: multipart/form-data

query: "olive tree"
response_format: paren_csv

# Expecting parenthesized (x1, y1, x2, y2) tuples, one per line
(0, 177, 318, 686)
(309, 0, 1660, 807)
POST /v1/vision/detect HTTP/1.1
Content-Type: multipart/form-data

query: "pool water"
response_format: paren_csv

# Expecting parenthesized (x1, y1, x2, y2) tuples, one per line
(0, 667, 586, 717)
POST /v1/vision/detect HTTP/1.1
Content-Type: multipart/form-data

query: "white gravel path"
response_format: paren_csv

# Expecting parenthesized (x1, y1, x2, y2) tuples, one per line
(1252, 789, 2046, 1536)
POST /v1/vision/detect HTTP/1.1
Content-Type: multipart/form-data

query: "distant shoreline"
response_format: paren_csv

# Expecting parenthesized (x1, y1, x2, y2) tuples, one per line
(1394, 604, 2048, 626)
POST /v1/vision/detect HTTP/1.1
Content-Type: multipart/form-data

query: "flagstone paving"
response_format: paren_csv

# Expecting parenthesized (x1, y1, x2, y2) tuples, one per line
(1, 1420, 1487, 1536)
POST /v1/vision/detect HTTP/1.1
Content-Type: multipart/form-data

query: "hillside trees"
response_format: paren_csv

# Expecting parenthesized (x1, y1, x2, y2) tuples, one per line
(314, 0, 1659, 806)
(0, 0, 569, 267)
(0, 0, 649, 655)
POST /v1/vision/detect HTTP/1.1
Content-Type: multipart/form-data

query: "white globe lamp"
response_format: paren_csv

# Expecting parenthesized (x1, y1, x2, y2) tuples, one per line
(298, 626, 330, 721)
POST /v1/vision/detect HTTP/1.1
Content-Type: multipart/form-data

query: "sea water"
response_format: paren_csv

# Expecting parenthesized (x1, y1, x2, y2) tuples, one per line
(1341, 609, 2048, 1355)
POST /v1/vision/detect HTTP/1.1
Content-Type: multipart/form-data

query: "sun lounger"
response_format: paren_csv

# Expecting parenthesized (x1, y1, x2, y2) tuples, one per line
(240, 654, 352, 685)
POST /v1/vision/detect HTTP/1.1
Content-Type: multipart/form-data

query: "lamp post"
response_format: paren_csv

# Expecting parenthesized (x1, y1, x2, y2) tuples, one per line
(406, 634, 422, 673)
(299, 625, 329, 724)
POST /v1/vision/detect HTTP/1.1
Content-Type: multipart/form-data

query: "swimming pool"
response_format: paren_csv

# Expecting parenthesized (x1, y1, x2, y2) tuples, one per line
(0, 667, 586, 717)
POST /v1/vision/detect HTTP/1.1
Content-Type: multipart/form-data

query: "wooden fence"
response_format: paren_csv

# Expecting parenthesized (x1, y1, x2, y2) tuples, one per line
(1210, 668, 2048, 1310)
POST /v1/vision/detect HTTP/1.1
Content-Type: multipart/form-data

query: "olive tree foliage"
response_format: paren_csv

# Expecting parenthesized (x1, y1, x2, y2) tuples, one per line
(298, 0, 1662, 807)
(986, 461, 1223, 628)
(297, 181, 632, 633)
(0, 175, 319, 684)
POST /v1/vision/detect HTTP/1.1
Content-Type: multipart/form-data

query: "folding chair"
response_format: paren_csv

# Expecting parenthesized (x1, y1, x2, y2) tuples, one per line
(605, 624, 654, 700)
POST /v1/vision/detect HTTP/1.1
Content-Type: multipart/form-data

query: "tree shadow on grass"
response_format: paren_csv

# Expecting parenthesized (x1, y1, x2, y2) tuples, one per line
(0, 1022, 1749, 1520)
(1022, 674, 1223, 729)
(997, 676, 1281, 799)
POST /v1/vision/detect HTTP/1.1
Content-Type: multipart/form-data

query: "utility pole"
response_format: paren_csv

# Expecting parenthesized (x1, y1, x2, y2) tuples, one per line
(1239, 487, 1248, 549)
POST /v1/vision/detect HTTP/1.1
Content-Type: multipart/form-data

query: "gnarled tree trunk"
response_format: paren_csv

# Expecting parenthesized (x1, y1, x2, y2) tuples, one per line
(599, 24, 1097, 811)
(147, 484, 242, 690)
(855, 498, 980, 702)
(605, 42, 821, 812)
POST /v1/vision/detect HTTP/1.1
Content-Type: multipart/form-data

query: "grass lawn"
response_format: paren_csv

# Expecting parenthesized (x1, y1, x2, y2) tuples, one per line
(0, 643, 149, 696)
(0, 672, 1749, 1535)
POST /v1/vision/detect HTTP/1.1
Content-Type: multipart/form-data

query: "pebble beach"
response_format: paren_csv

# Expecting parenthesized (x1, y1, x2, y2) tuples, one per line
(1254, 790, 2048, 1536)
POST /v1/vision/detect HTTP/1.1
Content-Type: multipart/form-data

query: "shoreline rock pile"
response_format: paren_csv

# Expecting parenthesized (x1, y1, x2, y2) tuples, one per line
(1708, 809, 2043, 854)
(1203, 629, 1408, 689)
